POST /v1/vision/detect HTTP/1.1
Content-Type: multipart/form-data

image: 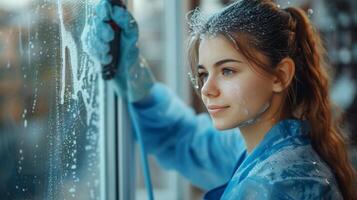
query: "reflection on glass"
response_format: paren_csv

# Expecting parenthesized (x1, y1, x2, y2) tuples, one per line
(0, 0, 104, 199)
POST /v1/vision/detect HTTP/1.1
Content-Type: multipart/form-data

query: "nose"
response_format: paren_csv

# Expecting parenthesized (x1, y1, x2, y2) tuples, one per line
(201, 76, 220, 98)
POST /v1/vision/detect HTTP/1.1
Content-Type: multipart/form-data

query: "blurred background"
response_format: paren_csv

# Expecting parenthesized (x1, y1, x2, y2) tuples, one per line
(0, 0, 356, 199)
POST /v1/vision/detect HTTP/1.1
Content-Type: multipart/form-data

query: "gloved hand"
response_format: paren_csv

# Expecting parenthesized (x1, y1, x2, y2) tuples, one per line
(81, 1, 155, 102)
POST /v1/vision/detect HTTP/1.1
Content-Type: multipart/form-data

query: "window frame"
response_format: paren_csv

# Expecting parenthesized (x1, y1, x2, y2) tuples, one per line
(104, 0, 192, 199)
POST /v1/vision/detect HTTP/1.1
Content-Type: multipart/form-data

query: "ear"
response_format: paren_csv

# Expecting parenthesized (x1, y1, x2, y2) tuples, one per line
(272, 57, 295, 93)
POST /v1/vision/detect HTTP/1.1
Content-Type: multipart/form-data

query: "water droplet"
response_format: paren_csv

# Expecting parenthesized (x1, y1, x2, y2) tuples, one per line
(90, 189, 95, 198)
(307, 9, 314, 17)
(24, 119, 27, 127)
(69, 187, 76, 193)
(277, 4, 281, 8)
(19, 149, 23, 154)
(139, 62, 145, 67)
(325, 178, 330, 184)
(312, 161, 317, 165)
(71, 165, 76, 169)
(244, 109, 249, 115)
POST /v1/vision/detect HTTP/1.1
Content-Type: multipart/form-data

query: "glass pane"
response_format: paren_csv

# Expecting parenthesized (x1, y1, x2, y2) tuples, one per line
(132, 0, 177, 199)
(0, 0, 104, 199)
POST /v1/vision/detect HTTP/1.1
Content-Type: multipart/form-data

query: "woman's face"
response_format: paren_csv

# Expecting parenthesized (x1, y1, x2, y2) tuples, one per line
(198, 35, 275, 130)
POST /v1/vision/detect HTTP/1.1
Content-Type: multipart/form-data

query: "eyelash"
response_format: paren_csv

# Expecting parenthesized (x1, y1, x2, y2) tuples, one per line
(198, 68, 236, 81)
(222, 68, 235, 76)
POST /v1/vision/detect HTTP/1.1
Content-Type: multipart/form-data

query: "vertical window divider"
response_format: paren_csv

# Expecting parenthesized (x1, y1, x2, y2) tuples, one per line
(102, 1, 135, 200)
(102, 81, 119, 200)
(118, 2, 135, 200)
(118, 97, 135, 200)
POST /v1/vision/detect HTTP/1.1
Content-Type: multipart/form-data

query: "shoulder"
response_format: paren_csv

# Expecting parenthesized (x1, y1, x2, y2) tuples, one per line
(250, 143, 330, 179)
(223, 174, 342, 200)
(243, 145, 342, 199)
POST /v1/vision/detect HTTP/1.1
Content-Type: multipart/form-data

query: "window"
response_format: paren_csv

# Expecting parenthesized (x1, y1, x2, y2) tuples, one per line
(0, 1, 106, 199)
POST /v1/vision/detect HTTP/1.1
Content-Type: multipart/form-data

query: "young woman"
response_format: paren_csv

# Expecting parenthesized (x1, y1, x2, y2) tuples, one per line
(83, 0, 356, 199)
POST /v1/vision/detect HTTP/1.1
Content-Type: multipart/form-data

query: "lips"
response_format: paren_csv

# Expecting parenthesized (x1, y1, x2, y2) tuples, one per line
(207, 105, 230, 114)
(207, 105, 229, 110)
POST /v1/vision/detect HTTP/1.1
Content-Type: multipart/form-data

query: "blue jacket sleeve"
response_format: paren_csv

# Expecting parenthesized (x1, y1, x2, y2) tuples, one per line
(132, 83, 247, 190)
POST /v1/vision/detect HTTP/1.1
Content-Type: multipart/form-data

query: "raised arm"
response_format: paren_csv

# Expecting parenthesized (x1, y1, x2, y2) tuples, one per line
(132, 83, 247, 190)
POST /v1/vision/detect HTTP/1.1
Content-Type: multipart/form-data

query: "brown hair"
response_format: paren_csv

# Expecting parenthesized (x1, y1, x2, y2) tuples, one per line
(187, 0, 356, 199)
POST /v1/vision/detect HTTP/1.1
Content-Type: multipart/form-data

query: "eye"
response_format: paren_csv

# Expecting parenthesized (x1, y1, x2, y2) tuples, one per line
(222, 68, 235, 76)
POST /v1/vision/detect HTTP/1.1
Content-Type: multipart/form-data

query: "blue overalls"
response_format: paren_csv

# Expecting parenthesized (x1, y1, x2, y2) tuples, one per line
(132, 83, 343, 199)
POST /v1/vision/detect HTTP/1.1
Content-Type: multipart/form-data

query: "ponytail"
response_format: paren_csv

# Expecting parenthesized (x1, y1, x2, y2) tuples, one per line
(284, 7, 357, 200)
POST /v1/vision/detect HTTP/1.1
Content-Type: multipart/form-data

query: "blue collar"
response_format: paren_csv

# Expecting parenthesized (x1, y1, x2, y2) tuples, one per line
(236, 119, 310, 179)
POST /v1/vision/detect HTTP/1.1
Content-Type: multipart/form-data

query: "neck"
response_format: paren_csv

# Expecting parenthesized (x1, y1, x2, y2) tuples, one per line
(239, 94, 286, 153)
(239, 117, 277, 153)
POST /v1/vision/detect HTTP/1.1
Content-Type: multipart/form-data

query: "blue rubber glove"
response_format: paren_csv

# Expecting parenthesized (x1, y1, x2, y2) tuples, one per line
(81, 1, 155, 102)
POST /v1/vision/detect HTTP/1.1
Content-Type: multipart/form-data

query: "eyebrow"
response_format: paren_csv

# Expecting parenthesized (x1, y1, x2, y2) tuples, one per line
(197, 58, 243, 70)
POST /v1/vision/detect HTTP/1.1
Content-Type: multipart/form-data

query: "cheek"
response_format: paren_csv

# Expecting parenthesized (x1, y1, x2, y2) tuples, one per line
(222, 76, 271, 107)
(221, 79, 249, 102)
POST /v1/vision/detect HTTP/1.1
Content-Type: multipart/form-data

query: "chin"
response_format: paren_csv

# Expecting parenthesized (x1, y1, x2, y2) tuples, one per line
(212, 119, 237, 130)
(212, 115, 248, 130)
